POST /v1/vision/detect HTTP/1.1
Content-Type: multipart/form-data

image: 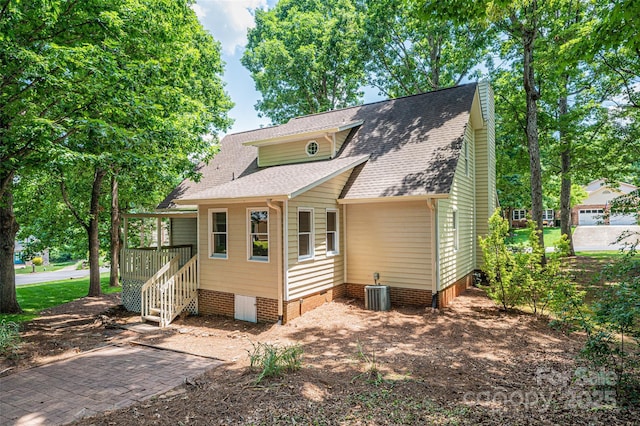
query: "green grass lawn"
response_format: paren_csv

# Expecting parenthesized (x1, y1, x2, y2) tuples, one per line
(13, 260, 79, 275)
(507, 227, 566, 247)
(0, 274, 120, 324)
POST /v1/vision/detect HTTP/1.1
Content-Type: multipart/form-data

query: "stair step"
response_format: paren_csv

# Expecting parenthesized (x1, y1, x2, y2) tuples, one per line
(149, 307, 161, 315)
(142, 315, 161, 323)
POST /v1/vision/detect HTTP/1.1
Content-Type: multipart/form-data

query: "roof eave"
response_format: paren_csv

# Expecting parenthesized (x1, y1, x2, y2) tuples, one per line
(242, 120, 364, 147)
(174, 195, 289, 205)
(338, 193, 449, 204)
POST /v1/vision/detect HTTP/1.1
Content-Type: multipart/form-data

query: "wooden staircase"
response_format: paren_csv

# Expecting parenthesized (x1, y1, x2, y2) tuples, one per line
(141, 254, 198, 327)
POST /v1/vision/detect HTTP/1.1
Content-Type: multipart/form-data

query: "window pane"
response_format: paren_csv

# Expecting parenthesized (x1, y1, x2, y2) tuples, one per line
(299, 211, 311, 233)
(214, 234, 227, 255)
(252, 235, 268, 257)
(213, 212, 226, 232)
(299, 234, 310, 257)
(326, 211, 336, 232)
(251, 211, 268, 233)
(327, 232, 335, 253)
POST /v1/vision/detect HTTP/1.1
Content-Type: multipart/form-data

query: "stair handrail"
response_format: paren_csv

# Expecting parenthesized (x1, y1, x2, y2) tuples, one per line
(141, 254, 180, 321)
(159, 254, 198, 327)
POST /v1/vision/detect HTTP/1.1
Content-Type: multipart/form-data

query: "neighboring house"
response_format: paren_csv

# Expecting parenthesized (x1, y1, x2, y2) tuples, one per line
(14, 239, 49, 265)
(120, 82, 496, 326)
(572, 179, 638, 225)
(508, 208, 556, 228)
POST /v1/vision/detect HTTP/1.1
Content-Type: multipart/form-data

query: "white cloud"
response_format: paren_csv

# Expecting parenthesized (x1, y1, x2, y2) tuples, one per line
(193, 0, 268, 55)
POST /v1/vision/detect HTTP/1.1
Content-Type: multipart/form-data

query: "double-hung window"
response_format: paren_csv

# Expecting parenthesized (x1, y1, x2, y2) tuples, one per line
(208, 209, 227, 259)
(248, 209, 269, 261)
(542, 209, 554, 221)
(326, 209, 339, 255)
(512, 209, 527, 221)
(298, 208, 314, 260)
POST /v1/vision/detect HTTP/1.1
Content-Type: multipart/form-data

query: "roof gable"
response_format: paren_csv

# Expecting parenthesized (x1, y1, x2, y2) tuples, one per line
(159, 83, 478, 208)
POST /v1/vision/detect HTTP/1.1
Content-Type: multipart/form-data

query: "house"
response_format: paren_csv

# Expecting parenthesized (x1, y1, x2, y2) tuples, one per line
(572, 179, 638, 225)
(119, 82, 496, 326)
(509, 208, 556, 228)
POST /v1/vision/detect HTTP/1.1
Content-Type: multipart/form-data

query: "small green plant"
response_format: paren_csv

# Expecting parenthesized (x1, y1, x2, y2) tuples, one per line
(0, 320, 21, 358)
(248, 342, 302, 384)
(353, 340, 384, 385)
(32, 256, 43, 266)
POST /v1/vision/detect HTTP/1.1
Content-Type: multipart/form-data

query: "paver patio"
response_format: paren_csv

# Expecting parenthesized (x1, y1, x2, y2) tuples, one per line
(0, 344, 221, 426)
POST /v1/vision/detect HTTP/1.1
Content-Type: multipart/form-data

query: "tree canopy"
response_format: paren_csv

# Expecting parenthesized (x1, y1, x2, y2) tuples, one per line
(1, 0, 232, 311)
(241, 0, 366, 124)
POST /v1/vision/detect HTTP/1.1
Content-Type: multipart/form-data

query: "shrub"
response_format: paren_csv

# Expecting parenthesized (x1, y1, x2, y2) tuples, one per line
(0, 320, 21, 358)
(584, 241, 640, 403)
(248, 342, 303, 384)
(32, 256, 43, 266)
(479, 209, 523, 310)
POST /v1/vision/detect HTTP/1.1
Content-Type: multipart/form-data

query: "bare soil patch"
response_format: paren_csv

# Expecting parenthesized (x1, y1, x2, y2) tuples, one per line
(3, 283, 638, 424)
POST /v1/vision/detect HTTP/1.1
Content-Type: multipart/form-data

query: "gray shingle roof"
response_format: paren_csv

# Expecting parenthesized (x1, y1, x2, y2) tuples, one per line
(159, 83, 477, 208)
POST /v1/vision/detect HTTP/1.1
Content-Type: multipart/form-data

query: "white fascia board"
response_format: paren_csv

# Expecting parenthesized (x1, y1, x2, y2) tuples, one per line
(242, 120, 364, 147)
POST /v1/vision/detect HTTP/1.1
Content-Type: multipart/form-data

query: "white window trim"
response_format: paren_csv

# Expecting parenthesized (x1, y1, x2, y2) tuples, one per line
(453, 208, 459, 251)
(512, 209, 527, 221)
(305, 140, 319, 157)
(326, 208, 340, 256)
(208, 208, 228, 260)
(542, 209, 554, 221)
(297, 207, 314, 261)
(247, 208, 269, 263)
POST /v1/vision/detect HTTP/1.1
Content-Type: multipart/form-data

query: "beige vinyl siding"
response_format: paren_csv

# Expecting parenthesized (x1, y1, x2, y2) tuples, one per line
(170, 218, 198, 254)
(198, 203, 278, 299)
(287, 171, 351, 299)
(475, 82, 496, 266)
(259, 138, 331, 167)
(334, 129, 351, 153)
(346, 201, 433, 290)
(439, 121, 476, 289)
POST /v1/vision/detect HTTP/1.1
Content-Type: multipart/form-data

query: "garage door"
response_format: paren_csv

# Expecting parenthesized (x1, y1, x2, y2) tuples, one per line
(579, 209, 604, 225)
(610, 212, 638, 225)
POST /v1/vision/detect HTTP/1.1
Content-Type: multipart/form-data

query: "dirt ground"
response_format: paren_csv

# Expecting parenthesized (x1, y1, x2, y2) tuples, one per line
(2, 259, 639, 425)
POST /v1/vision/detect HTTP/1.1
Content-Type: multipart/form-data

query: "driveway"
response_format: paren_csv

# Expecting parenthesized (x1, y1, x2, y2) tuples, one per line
(15, 267, 110, 286)
(0, 344, 221, 426)
(572, 225, 640, 251)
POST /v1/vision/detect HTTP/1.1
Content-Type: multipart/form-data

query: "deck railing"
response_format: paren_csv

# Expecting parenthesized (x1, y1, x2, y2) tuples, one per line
(140, 255, 180, 325)
(120, 245, 192, 282)
(140, 254, 198, 327)
(160, 255, 198, 327)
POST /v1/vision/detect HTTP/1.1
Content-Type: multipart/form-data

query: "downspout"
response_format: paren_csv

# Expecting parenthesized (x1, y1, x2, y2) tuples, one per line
(266, 199, 284, 324)
(427, 199, 440, 308)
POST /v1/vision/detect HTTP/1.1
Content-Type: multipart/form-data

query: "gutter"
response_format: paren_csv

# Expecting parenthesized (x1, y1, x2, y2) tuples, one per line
(266, 199, 284, 324)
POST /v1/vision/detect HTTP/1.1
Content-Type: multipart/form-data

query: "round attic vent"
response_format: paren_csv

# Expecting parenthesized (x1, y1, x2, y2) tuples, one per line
(306, 140, 319, 156)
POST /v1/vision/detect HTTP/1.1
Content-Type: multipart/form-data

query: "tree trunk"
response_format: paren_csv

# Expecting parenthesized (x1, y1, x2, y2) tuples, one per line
(558, 77, 575, 256)
(521, 9, 545, 259)
(109, 173, 121, 287)
(0, 181, 22, 313)
(87, 168, 107, 297)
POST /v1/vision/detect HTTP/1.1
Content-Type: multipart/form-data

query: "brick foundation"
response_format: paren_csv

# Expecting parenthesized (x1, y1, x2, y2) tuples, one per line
(257, 297, 278, 323)
(198, 285, 347, 324)
(345, 283, 432, 307)
(198, 289, 234, 317)
(284, 285, 346, 322)
(438, 272, 473, 308)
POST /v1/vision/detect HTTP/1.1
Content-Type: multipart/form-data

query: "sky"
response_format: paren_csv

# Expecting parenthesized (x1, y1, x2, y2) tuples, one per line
(192, 0, 278, 135)
(192, 0, 382, 137)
